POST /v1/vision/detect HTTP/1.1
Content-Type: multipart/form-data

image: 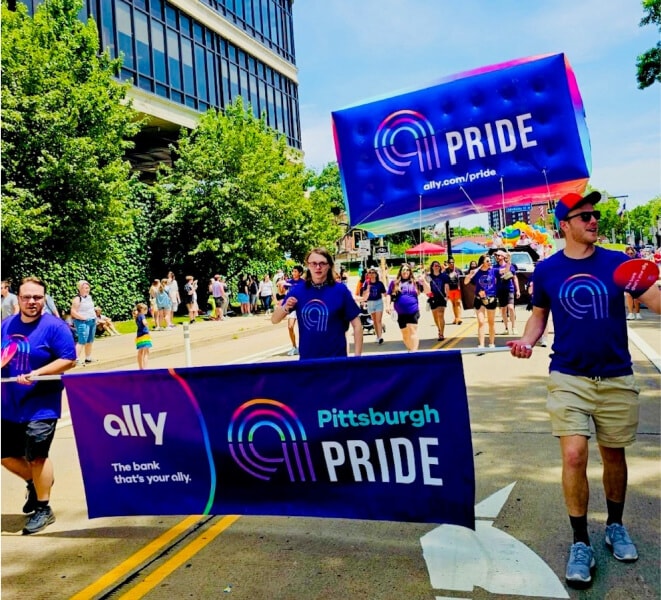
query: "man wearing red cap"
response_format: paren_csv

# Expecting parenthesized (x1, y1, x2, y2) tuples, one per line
(507, 190, 661, 588)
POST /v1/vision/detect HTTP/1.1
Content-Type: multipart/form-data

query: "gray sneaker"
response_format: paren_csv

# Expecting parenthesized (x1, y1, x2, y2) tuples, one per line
(22, 481, 37, 514)
(287, 347, 299, 356)
(605, 523, 638, 562)
(565, 542, 595, 587)
(23, 505, 55, 535)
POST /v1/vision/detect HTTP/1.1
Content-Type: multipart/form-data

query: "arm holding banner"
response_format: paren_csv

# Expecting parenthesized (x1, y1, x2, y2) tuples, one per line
(16, 357, 76, 385)
(507, 305, 548, 358)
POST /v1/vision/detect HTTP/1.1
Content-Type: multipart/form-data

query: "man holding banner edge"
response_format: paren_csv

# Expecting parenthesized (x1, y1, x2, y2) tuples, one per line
(508, 191, 661, 588)
(1, 276, 77, 535)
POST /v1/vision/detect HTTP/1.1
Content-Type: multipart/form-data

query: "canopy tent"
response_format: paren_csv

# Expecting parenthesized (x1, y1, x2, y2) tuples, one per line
(405, 241, 447, 256)
(451, 241, 487, 254)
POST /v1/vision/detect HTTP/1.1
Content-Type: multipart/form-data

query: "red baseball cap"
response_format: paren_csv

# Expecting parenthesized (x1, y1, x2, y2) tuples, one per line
(554, 191, 602, 222)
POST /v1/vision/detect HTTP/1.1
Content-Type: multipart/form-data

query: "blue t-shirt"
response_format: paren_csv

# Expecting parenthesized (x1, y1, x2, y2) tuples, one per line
(361, 280, 386, 301)
(136, 313, 150, 337)
(285, 282, 361, 360)
(473, 267, 498, 298)
(533, 247, 631, 377)
(428, 273, 446, 299)
(1, 314, 76, 422)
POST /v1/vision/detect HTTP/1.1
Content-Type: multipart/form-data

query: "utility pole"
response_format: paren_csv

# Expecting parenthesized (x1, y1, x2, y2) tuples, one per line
(445, 221, 453, 259)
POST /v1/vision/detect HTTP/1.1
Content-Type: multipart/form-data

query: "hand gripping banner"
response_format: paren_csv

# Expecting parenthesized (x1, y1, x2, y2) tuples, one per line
(332, 53, 591, 234)
(64, 352, 475, 528)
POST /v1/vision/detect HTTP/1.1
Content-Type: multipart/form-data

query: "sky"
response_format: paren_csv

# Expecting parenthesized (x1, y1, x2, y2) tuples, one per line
(292, 0, 660, 229)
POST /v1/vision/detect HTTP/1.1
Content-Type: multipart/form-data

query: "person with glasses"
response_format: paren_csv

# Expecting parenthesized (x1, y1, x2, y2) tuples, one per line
(272, 248, 363, 360)
(386, 263, 430, 351)
(1, 276, 77, 534)
(360, 268, 387, 344)
(494, 250, 521, 335)
(1, 280, 19, 320)
(508, 191, 661, 588)
(426, 261, 448, 341)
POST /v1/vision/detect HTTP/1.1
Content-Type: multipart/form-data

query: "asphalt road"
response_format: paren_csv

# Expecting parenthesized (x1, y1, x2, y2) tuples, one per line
(2, 305, 659, 600)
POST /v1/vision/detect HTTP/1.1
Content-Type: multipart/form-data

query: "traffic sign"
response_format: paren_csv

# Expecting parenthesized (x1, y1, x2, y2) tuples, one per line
(374, 247, 390, 259)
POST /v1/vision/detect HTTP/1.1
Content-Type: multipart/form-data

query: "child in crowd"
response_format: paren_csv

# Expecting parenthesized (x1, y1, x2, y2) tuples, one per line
(134, 303, 152, 370)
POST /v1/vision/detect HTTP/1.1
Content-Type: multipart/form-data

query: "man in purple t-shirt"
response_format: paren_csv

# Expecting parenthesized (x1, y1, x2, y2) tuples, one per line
(509, 191, 661, 588)
(1, 276, 77, 535)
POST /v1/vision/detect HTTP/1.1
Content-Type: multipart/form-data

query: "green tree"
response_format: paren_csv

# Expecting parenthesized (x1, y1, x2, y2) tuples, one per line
(152, 99, 338, 282)
(1, 0, 149, 318)
(636, 0, 661, 89)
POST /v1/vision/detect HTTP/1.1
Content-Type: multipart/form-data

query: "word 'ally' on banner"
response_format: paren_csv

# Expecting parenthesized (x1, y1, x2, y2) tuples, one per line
(332, 53, 591, 235)
(64, 352, 475, 527)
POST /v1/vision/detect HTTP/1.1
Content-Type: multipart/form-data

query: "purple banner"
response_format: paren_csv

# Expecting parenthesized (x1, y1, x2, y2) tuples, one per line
(64, 352, 475, 527)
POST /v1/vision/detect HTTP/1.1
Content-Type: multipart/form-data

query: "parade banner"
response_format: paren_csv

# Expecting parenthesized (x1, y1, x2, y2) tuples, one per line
(64, 352, 475, 527)
(332, 53, 591, 234)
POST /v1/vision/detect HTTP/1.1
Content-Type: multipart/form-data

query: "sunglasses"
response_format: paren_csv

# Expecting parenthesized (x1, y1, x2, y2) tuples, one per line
(565, 210, 601, 223)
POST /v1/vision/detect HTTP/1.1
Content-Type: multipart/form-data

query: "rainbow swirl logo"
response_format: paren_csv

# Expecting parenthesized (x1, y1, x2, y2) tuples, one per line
(300, 299, 328, 332)
(559, 274, 609, 319)
(374, 110, 441, 175)
(228, 399, 316, 482)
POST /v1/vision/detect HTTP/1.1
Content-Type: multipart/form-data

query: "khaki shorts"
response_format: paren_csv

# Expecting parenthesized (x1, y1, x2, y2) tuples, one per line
(547, 371, 640, 447)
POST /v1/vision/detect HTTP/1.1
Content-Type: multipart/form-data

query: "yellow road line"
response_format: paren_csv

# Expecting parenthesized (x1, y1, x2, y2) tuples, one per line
(433, 322, 476, 350)
(118, 515, 240, 599)
(70, 515, 204, 600)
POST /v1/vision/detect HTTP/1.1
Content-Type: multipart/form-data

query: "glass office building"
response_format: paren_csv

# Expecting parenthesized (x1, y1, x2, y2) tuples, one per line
(22, 1, 301, 170)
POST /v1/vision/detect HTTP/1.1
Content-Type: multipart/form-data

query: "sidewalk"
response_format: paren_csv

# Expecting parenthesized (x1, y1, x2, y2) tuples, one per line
(79, 313, 277, 371)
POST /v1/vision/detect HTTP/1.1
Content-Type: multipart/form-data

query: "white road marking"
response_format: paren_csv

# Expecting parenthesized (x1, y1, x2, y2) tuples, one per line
(628, 327, 661, 373)
(421, 483, 569, 599)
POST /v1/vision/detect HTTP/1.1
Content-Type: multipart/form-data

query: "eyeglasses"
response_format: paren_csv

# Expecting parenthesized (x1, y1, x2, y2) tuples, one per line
(19, 295, 45, 302)
(565, 210, 601, 223)
(307, 261, 329, 268)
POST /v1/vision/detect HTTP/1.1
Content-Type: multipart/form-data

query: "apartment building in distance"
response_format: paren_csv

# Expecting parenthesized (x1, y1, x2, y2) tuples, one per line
(21, 0, 301, 176)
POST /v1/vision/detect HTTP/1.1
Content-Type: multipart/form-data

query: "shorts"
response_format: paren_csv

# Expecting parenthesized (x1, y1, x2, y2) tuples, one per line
(170, 302, 179, 312)
(397, 311, 420, 329)
(447, 289, 461, 302)
(287, 309, 297, 320)
(237, 293, 249, 304)
(1, 418, 57, 461)
(546, 371, 640, 447)
(474, 297, 497, 310)
(74, 318, 96, 344)
(497, 289, 514, 307)
(213, 297, 223, 307)
(428, 296, 446, 310)
(136, 334, 153, 350)
(366, 299, 384, 313)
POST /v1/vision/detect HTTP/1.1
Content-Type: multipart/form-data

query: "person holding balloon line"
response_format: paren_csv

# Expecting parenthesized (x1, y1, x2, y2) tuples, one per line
(507, 191, 661, 589)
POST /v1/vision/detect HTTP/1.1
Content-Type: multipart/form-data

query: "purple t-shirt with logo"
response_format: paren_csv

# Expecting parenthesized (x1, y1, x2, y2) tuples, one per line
(1, 314, 76, 422)
(387, 279, 421, 315)
(285, 282, 360, 360)
(533, 247, 630, 377)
